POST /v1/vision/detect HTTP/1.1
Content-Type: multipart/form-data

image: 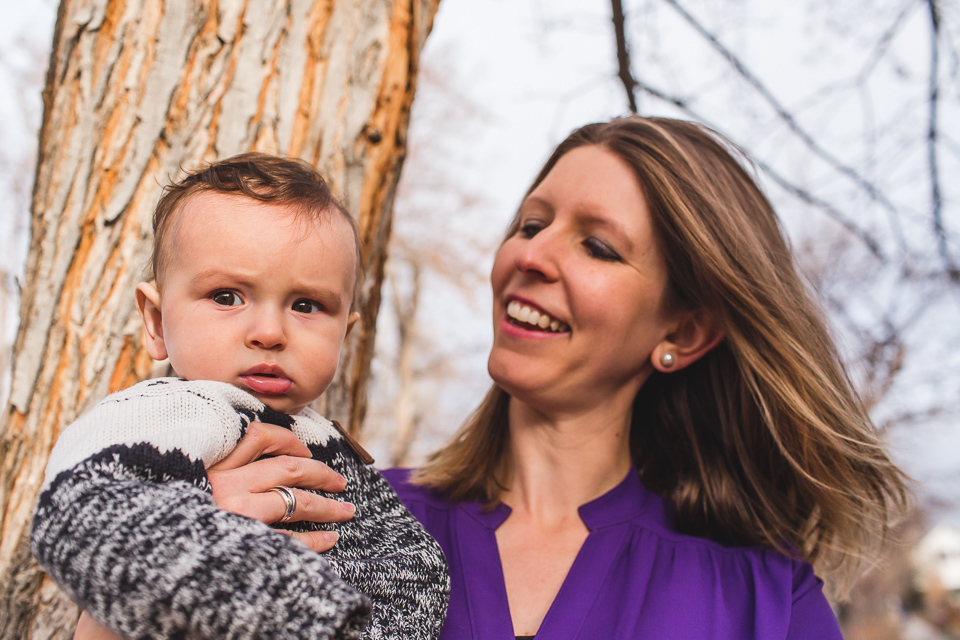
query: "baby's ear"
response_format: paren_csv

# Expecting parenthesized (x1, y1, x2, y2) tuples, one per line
(135, 282, 169, 361)
(345, 311, 361, 337)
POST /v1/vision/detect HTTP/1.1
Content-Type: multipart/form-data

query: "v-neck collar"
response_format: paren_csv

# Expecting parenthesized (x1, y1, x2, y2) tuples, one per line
(451, 469, 657, 639)
(457, 468, 653, 532)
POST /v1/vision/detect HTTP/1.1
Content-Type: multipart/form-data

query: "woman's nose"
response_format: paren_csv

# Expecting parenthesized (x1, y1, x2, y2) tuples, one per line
(246, 308, 286, 350)
(514, 230, 560, 281)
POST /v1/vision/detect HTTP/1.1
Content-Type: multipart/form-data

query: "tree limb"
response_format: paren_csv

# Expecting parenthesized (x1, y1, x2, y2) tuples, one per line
(662, 0, 902, 219)
(611, 0, 638, 113)
(632, 80, 888, 262)
(926, 0, 959, 282)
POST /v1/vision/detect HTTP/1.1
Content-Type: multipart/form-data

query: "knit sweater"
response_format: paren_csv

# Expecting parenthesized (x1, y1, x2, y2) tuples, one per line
(31, 378, 449, 640)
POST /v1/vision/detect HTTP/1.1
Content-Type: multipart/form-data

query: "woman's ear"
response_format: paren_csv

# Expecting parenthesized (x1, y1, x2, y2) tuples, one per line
(135, 282, 169, 361)
(651, 308, 724, 373)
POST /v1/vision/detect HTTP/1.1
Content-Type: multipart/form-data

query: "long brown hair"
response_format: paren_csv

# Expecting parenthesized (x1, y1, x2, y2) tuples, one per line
(416, 116, 909, 596)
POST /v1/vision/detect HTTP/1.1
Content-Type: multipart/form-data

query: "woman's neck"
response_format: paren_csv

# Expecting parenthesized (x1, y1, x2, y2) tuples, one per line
(499, 399, 633, 524)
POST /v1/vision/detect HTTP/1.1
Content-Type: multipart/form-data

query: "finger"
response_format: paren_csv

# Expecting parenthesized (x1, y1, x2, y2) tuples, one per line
(277, 528, 341, 554)
(211, 422, 311, 471)
(245, 486, 354, 526)
(211, 470, 353, 524)
(279, 488, 355, 525)
(214, 454, 346, 495)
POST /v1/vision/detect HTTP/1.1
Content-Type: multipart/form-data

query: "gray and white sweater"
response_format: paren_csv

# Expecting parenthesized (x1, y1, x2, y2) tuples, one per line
(31, 378, 449, 640)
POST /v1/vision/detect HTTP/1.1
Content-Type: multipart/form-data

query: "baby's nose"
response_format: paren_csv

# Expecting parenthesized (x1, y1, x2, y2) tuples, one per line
(246, 309, 286, 350)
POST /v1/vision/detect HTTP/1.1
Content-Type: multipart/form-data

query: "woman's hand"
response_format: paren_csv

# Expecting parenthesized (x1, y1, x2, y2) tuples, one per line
(207, 421, 356, 553)
(74, 612, 124, 640)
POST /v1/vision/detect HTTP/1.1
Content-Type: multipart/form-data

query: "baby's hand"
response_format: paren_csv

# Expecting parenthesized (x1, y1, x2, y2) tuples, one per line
(74, 612, 125, 640)
(207, 421, 356, 552)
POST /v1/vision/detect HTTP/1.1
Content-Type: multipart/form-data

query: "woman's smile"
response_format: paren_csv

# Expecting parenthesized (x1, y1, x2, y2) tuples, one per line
(504, 299, 570, 334)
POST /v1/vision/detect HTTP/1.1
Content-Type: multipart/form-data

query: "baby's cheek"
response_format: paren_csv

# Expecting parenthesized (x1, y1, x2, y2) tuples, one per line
(304, 350, 340, 391)
(168, 335, 227, 382)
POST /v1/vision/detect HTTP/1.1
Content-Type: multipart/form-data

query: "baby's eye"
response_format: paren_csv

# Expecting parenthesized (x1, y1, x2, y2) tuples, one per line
(585, 238, 622, 262)
(211, 291, 242, 306)
(292, 299, 323, 314)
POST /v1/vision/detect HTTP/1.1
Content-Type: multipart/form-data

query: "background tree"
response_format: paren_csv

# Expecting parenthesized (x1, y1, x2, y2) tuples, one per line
(0, 0, 440, 637)
(364, 54, 493, 467)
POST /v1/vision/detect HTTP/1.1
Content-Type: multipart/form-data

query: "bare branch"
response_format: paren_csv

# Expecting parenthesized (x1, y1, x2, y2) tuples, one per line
(611, 0, 639, 113)
(662, 0, 902, 219)
(855, 1, 917, 83)
(926, 0, 959, 282)
(633, 80, 888, 262)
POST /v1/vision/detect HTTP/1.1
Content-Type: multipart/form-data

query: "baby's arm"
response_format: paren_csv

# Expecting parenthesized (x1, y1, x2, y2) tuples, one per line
(284, 411, 451, 640)
(32, 378, 370, 640)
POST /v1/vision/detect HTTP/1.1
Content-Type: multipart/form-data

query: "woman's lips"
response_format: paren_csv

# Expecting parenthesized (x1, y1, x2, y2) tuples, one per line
(240, 365, 292, 395)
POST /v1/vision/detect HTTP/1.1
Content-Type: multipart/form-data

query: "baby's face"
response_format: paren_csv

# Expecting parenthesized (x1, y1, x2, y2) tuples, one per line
(139, 191, 358, 414)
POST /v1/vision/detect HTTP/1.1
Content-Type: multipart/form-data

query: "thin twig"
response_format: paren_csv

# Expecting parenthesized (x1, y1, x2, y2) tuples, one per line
(611, 0, 638, 113)
(635, 81, 888, 263)
(856, 1, 917, 83)
(662, 0, 901, 218)
(926, 0, 959, 282)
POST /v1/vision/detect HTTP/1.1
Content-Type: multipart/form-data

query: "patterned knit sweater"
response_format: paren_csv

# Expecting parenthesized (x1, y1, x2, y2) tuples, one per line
(31, 378, 449, 640)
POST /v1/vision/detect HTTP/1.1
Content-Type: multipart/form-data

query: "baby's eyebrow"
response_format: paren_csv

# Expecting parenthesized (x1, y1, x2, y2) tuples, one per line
(190, 268, 258, 286)
(192, 268, 232, 281)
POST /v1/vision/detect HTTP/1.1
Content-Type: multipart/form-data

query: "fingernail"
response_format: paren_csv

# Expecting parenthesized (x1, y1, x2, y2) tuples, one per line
(343, 502, 356, 516)
(324, 531, 340, 543)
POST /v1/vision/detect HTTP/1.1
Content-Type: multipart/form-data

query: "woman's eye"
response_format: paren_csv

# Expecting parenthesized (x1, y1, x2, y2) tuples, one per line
(292, 299, 323, 314)
(211, 291, 242, 306)
(585, 238, 622, 262)
(519, 220, 544, 238)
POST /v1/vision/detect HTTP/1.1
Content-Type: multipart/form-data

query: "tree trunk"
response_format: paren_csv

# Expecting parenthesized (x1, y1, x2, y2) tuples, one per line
(0, 0, 440, 637)
(388, 261, 421, 467)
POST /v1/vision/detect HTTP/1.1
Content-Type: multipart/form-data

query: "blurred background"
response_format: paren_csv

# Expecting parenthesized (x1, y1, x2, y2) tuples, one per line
(3, 0, 959, 637)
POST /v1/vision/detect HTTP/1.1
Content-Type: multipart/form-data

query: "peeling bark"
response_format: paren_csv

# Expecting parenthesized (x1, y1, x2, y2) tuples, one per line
(0, 0, 440, 636)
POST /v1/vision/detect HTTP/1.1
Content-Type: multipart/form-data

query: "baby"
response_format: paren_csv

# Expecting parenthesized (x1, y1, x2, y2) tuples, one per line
(31, 154, 448, 640)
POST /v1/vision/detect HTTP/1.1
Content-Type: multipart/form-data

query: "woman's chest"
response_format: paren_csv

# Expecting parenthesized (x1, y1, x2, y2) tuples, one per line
(435, 513, 795, 640)
(495, 514, 590, 636)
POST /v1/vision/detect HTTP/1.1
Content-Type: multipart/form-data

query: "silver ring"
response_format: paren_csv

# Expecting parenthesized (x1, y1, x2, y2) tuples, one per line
(269, 486, 297, 523)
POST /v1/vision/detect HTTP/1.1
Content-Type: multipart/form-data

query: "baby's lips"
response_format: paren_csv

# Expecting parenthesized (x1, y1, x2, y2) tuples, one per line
(240, 374, 293, 395)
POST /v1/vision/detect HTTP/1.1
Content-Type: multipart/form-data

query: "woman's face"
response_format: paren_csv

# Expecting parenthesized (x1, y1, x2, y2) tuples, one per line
(488, 145, 679, 415)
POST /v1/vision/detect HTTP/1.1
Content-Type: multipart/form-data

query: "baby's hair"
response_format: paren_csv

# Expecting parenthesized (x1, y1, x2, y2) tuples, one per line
(150, 153, 361, 305)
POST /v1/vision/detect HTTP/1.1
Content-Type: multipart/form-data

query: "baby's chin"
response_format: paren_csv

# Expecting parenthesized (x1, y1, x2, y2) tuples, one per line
(247, 390, 306, 415)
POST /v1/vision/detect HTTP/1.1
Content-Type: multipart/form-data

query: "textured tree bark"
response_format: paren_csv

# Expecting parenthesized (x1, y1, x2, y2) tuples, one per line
(0, 0, 440, 637)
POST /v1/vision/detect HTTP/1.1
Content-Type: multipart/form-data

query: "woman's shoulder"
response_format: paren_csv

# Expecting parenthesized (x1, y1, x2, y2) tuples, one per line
(618, 486, 827, 612)
(618, 474, 807, 577)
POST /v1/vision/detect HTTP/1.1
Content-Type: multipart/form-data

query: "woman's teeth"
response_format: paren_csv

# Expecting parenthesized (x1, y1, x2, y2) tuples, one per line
(506, 300, 569, 333)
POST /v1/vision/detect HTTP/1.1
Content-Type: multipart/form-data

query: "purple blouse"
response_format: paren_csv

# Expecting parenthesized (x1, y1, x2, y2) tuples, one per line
(383, 468, 843, 639)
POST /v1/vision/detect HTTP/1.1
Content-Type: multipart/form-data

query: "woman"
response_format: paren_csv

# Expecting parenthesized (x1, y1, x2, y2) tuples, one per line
(377, 117, 910, 637)
(77, 116, 909, 638)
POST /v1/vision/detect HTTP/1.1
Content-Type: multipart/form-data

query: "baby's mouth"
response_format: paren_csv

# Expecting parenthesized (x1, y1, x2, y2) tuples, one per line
(240, 367, 292, 395)
(506, 300, 569, 333)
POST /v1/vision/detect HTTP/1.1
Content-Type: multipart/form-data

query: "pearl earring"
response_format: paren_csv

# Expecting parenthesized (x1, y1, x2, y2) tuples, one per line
(660, 352, 676, 368)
